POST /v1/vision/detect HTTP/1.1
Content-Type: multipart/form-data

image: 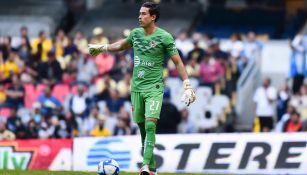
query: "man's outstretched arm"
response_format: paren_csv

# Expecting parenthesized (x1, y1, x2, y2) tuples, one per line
(88, 39, 131, 56)
(171, 54, 196, 106)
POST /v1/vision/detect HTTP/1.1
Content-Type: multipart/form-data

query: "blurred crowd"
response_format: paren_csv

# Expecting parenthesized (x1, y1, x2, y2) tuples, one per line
(0, 24, 281, 140)
(253, 33, 307, 133)
(253, 77, 307, 133)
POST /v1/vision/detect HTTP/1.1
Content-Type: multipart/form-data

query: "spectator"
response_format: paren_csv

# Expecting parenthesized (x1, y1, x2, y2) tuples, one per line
(6, 107, 22, 133)
(90, 115, 112, 137)
(74, 31, 88, 54)
(1, 49, 20, 80)
(95, 52, 115, 75)
(112, 52, 133, 81)
(91, 27, 109, 44)
(242, 31, 263, 61)
(117, 73, 131, 99)
(113, 116, 132, 136)
(276, 84, 290, 122)
(76, 54, 98, 84)
(223, 33, 244, 59)
(185, 56, 200, 78)
(81, 105, 100, 136)
(0, 36, 12, 61)
(37, 51, 63, 84)
(191, 32, 205, 49)
(55, 29, 68, 58)
(0, 84, 6, 106)
(37, 86, 62, 116)
(59, 112, 79, 138)
(201, 33, 215, 50)
(5, 75, 25, 108)
(105, 108, 126, 133)
(253, 78, 277, 132)
(237, 32, 263, 73)
(17, 37, 32, 62)
(49, 117, 62, 138)
(0, 121, 15, 140)
(289, 33, 307, 94)
(38, 122, 52, 139)
(283, 111, 302, 132)
(64, 37, 78, 56)
(95, 74, 117, 101)
(31, 102, 43, 124)
(69, 84, 91, 118)
(207, 39, 229, 60)
(275, 105, 295, 132)
(289, 85, 307, 120)
(177, 108, 195, 133)
(175, 30, 193, 59)
(31, 30, 52, 62)
(186, 41, 205, 63)
(6, 107, 27, 138)
(199, 54, 224, 89)
(25, 119, 39, 138)
(17, 37, 31, 62)
(12, 26, 31, 49)
(105, 89, 125, 116)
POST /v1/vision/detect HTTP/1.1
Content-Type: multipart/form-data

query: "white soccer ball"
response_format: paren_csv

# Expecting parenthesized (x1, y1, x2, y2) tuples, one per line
(97, 159, 120, 175)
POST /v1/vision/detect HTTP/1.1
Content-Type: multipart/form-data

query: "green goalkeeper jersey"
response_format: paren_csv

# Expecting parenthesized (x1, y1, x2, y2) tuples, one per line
(127, 27, 178, 92)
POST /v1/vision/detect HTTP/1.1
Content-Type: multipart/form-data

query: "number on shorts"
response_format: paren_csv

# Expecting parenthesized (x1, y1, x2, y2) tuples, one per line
(150, 100, 160, 111)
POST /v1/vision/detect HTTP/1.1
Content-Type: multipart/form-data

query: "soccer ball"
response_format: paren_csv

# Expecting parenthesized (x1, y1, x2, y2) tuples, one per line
(97, 159, 120, 175)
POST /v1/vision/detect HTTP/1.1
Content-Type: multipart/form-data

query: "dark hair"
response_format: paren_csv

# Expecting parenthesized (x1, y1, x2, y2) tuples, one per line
(39, 30, 45, 37)
(20, 26, 27, 31)
(142, 2, 160, 22)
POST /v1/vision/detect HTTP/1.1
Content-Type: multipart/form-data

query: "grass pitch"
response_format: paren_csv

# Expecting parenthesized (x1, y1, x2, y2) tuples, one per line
(0, 170, 233, 175)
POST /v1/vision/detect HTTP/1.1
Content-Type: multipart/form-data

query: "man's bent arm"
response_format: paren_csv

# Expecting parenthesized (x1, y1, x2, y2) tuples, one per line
(107, 39, 132, 52)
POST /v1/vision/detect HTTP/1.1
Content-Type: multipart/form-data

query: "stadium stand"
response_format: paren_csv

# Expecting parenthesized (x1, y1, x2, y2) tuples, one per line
(71, 0, 200, 37)
(0, 0, 307, 141)
(0, 0, 67, 37)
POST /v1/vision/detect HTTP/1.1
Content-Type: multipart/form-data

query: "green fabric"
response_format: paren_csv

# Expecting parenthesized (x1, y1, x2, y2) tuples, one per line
(138, 122, 155, 169)
(143, 120, 157, 165)
(126, 27, 178, 92)
(131, 91, 164, 123)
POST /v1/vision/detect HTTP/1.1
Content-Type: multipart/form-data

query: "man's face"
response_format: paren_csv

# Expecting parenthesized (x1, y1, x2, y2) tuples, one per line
(40, 33, 46, 41)
(263, 79, 270, 88)
(138, 7, 155, 27)
(21, 28, 27, 37)
(45, 88, 51, 97)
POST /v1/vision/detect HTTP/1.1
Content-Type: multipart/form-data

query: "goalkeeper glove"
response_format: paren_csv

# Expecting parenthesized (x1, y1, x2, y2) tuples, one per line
(88, 44, 108, 56)
(181, 79, 196, 106)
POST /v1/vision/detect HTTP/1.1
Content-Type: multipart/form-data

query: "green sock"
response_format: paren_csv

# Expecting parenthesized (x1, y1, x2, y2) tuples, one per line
(143, 120, 156, 165)
(149, 157, 156, 171)
(139, 122, 156, 169)
(138, 123, 146, 147)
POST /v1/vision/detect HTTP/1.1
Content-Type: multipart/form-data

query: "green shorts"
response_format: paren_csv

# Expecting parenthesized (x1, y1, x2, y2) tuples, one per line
(131, 91, 164, 123)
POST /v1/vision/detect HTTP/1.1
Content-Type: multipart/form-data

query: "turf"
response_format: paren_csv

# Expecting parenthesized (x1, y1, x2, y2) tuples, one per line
(0, 170, 232, 175)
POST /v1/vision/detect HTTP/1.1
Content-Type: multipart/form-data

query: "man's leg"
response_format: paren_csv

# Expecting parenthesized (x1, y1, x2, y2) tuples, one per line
(138, 122, 146, 151)
(143, 118, 157, 166)
(141, 91, 163, 175)
(138, 122, 155, 171)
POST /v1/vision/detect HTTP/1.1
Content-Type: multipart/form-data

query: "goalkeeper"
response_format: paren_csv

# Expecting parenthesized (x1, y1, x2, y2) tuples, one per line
(88, 2, 196, 175)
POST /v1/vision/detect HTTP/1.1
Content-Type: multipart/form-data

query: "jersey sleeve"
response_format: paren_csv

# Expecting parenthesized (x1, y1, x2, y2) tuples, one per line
(126, 28, 135, 47)
(164, 33, 179, 57)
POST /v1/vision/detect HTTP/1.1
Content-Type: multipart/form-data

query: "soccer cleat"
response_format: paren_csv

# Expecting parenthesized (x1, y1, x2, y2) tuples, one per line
(140, 165, 150, 175)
